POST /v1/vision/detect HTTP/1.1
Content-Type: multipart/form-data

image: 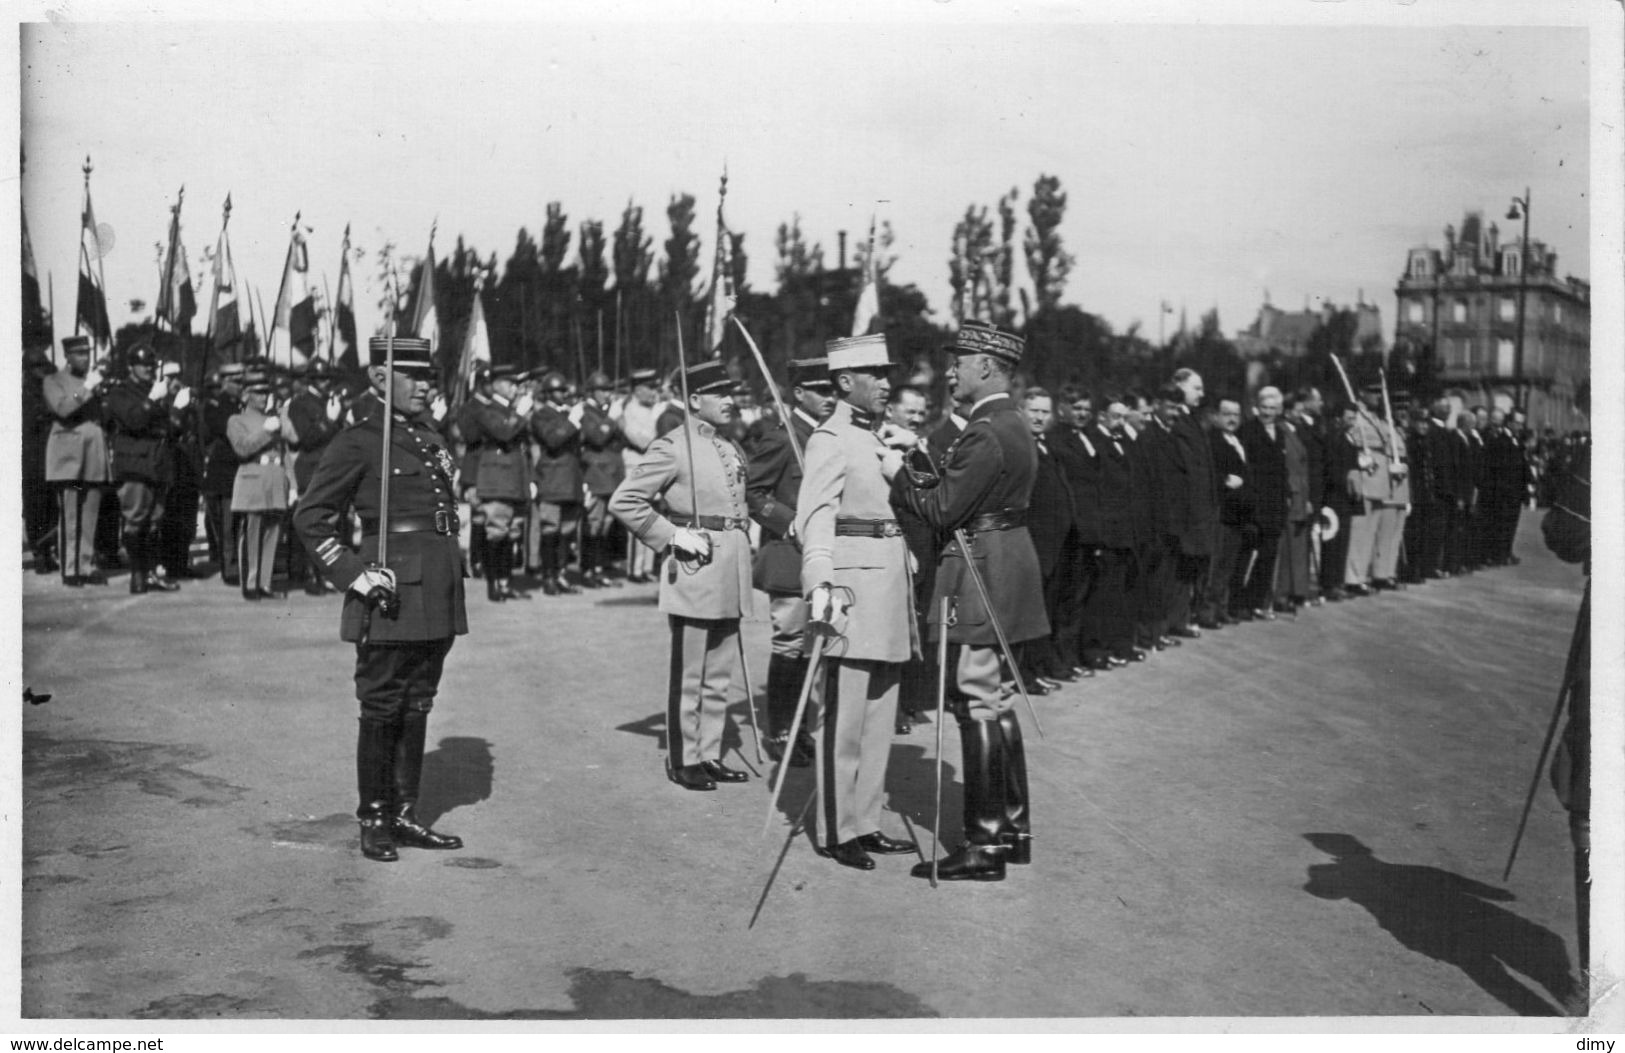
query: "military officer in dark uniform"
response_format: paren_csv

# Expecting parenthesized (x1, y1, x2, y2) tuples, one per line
(891, 321, 1048, 882)
(463, 364, 534, 601)
(294, 336, 468, 863)
(528, 370, 584, 594)
(24, 347, 60, 575)
(103, 344, 181, 594)
(286, 361, 345, 594)
(744, 356, 834, 765)
(578, 371, 628, 587)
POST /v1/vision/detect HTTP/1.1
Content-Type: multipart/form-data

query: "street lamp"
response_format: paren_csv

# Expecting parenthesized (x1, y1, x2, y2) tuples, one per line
(1506, 187, 1531, 413)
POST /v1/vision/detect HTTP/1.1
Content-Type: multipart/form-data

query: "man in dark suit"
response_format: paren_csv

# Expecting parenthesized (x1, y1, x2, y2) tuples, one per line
(1320, 402, 1364, 600)
(294, 336, 468, 862)
(1019, 388, 1074, 690)
(1198, 397, 1251, 626)
(286, 362, 345, 594)
(892, 321, 1047, 882)
(1048, 387, 1101, 678)
(1166, 370, 1219, 635)
(1480, 407, 1526, 566)
(1286, 388, 1328, 602)
(1236, 386, 1289, 619)
(1080, 396, 1138, 668)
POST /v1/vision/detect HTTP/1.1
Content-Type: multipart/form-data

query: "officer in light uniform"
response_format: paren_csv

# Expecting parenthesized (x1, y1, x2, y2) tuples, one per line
(227, 371, 292, 600)
(609, 359, 755, 791)
(42, 334, 112, 586)
(1344, 381, 1408, 592)
(795, 334, 920, 870)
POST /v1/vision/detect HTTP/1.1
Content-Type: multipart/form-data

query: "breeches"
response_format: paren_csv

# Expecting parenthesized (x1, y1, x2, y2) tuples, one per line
(768, 594, 810, 659)
(946, 643, 1011, 722)
(118, 480, 165, 536)
(480, 499, 524, 542)
(354, 637, 454, 723)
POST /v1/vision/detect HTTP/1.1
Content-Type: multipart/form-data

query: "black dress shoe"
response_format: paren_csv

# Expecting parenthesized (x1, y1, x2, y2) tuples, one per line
(1084, 656, 1115, 672)
(62, 574, 83, 588)
(147, 573, 181, 593)
(822, 840, 876, 870)
(1119, 648, 1147, 663)
(554, 575, 581, 595)
(83, 571, 107, 586)
(1154, 635, 1180, 649)
(667, 763, 716, 791)
(1170, 624, 1202, 639)
(1344, 582, 1370, 597)
(911, 842, 1006, 882)
(1371, 578, 1397, 591)
(391, 803, 463, 850)
(699, 759, 748, 783)
(1250, 608, 1275, 621)
(1069, 665, 1097, 679)
(856, 831, 917, 855)
(35, 557, 60, 575)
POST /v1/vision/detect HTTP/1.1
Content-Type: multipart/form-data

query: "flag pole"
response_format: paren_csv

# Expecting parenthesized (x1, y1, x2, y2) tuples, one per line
(47, 272, 55, 365)
(597, 308, 605, 376)
(323, 273, 335, 366)
(268, 211, 300, 364)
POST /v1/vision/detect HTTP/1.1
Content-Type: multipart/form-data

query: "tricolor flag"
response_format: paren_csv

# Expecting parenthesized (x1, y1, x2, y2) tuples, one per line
(76, 166, 111, 351)
(451, 270, 492, 406)
(332, 223, 359, 371)
(272, 213, 317, 365)
(704, 170, 734, 357)
(851, 216, 881, 337)
(206, 195, 242, 357)
(156, 187, 196, 333)
(408, 228, 440, 356)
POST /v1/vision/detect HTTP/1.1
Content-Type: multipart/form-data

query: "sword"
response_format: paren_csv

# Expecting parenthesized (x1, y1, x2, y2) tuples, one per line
(953, 528, 1045, 739)
(736, 634, 764, 766)
(360, 290, 402, 638)
(930, 595, 953, 888)
(731, 314, 803, 471)
(763, 628, 827, 837)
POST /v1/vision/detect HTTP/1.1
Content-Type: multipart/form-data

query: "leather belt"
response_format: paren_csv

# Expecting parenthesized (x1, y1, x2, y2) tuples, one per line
(964, 509, 1026, 533)
(835, 516, 903, 538)
(362, 510, 461, 536)
(677, 514, 749, 532)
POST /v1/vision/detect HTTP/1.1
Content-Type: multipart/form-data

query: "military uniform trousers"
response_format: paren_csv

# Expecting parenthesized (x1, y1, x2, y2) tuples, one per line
(667, 615, 742, 769)
(528, 498, 581, 574)
(945, 643, 1012, 722)
(480, 498, 525, 546)
(118, 480, 166, 538)
(1345, 500, 1404, 584)
(581, 495, 615, 571)
(355, 637, 455, 723)
(56, 483, 104, 578)
(813, 658, 901, 849)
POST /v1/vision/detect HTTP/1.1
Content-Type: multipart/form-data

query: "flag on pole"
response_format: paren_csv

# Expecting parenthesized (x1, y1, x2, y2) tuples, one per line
(408, 227, 440, 357)
(851, 216, 881, 337)
(156, 187, 196, 333)
(703, 169, 734, 357)
(272, 214, 317, 365)
(206, 196, 243, 359)
(22, 202, 48, 351)
(76, 164, 111, 352)
(451, 270, 492, 406)
(333, 223, 359, 371)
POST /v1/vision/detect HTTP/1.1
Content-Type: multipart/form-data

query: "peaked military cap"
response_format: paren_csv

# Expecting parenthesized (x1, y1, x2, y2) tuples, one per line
(825, 334, 890, 372)
(683, 358, 734, 395)
(61, 335, 92, 355)
(945, 320, 1024, 365)
(368, 335, 435, 372)
(788, 356, 831, 389)
(630, 367, 659, 386)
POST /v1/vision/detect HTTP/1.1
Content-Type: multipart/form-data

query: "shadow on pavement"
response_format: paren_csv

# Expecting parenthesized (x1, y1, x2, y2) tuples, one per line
(420, 736, 494, 826)
(1302, 832, 1579, 1016)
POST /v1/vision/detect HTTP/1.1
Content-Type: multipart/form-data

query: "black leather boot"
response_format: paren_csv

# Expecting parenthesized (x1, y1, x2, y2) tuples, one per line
(997, 710, 1032, 865)
(469, 522, 486, 579)
(912, 717, 1007, 881)
(764, 654, 811, 766)
(127, 537, 148, 594)
(144, 532, 179, 591)
(486, 541, 506, 602)
(391, 712, 463, 849)
(356, 719, 398, 862)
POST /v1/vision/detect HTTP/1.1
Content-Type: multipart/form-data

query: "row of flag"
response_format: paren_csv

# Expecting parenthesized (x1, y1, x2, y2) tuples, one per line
(21, 163, 878, 399)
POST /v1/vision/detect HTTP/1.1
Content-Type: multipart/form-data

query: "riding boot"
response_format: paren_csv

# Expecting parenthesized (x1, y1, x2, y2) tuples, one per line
(486, 539, 506, 602)
(997, 709, 1032, 864)
(767, 654, 814, 765)
(144, 531, 180, 591)
(912, 716, 1007, 881)
(391, 711, 462, 850)
(469, 521, 486, 579)
(127, 533, 149, 594)
(355, 719, 398, 862)
(1574, 813, 1591, 980)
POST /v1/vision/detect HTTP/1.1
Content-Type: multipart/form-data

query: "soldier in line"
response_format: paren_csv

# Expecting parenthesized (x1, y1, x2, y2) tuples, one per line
(294, 336, 467, 863)
(285, 361, 347, 594)
(609, 359, 755, 792)
(528, 370, 584, 595)
(42, 335, 112, 586)
(227, 371, 292, 600)
(464, 364, 534, 602)
(614, 367, 664, 584)
(102, 344, 182, 594)
(23, 347, 60, 575)
(795, 334, 919, 870)
(744, 356, 834, 766)
(201, 363, 246, 584)
(891, 321, 1048, 882)
(1343, 381, 1407, 594)
(578, 371, 628, 588)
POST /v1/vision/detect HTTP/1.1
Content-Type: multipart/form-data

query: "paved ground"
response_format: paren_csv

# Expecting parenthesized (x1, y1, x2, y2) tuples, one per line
(18, 510, 1593, 1021)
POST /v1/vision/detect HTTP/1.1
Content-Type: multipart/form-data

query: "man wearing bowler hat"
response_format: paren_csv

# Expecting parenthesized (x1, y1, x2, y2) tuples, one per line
(796, 334, 920, 870)
(295, 335, 467, 862)
(609, 358, 755, 791)
(891, 320, 1048, 882)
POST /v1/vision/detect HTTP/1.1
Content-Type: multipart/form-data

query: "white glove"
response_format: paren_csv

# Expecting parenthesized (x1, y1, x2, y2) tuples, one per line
(876, 446, 905, 481)
(1225, 473, 1243, 490)
(568, 402, 586, 426)
(808, 583, 851, 632)
(514, 393, 535, 418)
(348, 566, 396, 597)
(82, 369, 104, 392)
(326, 395, 343, 422)
(148, 378, 169, 402)
(263, 416, 282, 433)
(669, 527, 713, 562)
(1390, 462, 1408, 479)
(173, 387, 192, 412)
(430, 394, 448, 422)
(529, 481, 539, 501)
(876, 423, 919, 450)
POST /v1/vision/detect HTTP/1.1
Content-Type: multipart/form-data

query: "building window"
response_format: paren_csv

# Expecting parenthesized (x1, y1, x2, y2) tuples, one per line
(1407, 301, 1425, 324)
(1410, 253, 1431, 279)
(1496, 338, 1515, 375)
(1504, 249, 1522, 277)
(1553, 302, 1563, 323)
(1499, 296, 1516, 322)
(1452, 299, 1468, 323)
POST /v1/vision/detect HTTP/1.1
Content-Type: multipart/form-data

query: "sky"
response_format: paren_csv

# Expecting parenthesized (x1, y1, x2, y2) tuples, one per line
(16, 1, 1601, 352)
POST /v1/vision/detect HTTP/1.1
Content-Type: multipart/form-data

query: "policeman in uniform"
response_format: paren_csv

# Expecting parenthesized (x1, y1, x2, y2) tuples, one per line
(528, 370, 585, 594)
(891, 321, 1049, 882)
(796, 334, 920, 870)
(103, 344, 182, 594)
(227, 371, 292, 600)
(42, 335, 112, 586)
(286, 361, 345, 594)
(294, 336, 467, 863)
(578, 371, 628, 587)
(609, 359, 755, 791)
(463, 364, 534, 601)
(744, 356, 834, 765)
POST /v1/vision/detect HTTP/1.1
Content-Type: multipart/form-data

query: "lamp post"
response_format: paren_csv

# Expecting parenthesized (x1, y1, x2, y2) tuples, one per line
(1506, 187, 1531, 413)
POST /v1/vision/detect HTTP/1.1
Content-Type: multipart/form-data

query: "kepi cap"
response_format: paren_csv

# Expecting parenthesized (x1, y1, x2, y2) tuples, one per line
(944, 320, 1024, 365)
(825, 335, 890, 372)
(61, 335, 92, 355)
(683, 358, 734, 396)
(368, 335, 435, 372)
(788, 356, 831, 389)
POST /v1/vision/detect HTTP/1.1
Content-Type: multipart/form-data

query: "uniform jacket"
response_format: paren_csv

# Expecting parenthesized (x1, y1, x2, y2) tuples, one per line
(795, 399, 917, 663)
(891, 392, 1048, 647)
(746, 408, 818, 595)
(103, 379, 175, 486)
(1238, 418, 1289, 535)
(1026, 429, 1076, 578)
(42, 370, 110, 484)
(200, 390, 242, 495)
(578, 401, 627, 497)
(1348, 409, 1403, 504)
(530, 403, 584, 502)
(463, 394, 530, 502)
(1051, 424, 1102, 547)
(286, 389, 343, 491)
(609, 416, 755, 621)
(227, 407, 291, 512)
(294, 407, 467, 643)
(1210, 429, 1254, 527)
(1169, 410, 1220, 556)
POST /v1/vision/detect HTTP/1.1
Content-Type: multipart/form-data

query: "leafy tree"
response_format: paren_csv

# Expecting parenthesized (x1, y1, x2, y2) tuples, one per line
(612, 200, 656, 375)
(949, 205, 994, 323)
(490, 227, 541, 369)
(660, 193, 703, 367)
(990, 187, 1019, 329)
(1024, 174, 1074, 314)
